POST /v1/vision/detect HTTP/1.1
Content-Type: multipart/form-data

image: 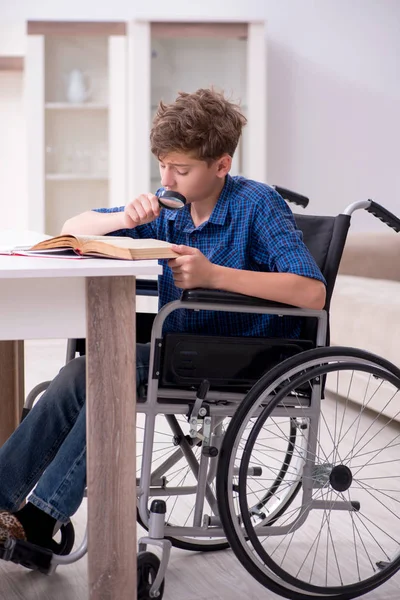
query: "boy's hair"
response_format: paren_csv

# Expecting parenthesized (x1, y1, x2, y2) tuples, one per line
(150, 88, 247, 163)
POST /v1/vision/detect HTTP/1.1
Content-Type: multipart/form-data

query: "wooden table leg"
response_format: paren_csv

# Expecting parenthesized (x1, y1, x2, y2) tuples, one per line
(0, 341, 25, 446)
(86, 276, 137, 600)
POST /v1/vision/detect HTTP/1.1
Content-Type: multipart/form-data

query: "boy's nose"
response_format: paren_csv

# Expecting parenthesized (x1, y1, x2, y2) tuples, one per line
(161, 167, 176, 188)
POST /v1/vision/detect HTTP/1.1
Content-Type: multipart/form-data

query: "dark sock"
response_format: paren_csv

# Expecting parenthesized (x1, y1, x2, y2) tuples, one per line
(14, 502, 57, 549)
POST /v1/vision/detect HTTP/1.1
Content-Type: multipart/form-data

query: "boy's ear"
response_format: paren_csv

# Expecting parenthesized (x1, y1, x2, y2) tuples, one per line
(215, 154, 232, 177)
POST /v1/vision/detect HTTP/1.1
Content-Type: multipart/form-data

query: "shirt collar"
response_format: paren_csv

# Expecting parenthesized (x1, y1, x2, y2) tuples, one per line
(163, 174, 234, 229)
(208, 174, 233, 225)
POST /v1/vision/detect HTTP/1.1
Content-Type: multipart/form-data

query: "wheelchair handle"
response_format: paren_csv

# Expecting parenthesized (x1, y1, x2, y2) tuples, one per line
(365, 200, 400, 233)
(273, 186, 309, 209)
(343, 200, 400, 233)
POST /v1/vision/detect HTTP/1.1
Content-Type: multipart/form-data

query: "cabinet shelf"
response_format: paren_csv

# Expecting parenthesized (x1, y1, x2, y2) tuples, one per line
(45, 103, 108, 110)
(46, 174, 108, 181)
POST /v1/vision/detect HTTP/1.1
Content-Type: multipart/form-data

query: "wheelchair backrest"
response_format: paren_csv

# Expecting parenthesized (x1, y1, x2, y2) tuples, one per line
(294, 213, 351, 310)
(294, 212, 351, 341)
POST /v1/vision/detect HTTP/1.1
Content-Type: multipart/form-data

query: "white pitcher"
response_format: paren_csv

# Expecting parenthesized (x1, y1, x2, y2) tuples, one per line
(65, 69, 92, 104)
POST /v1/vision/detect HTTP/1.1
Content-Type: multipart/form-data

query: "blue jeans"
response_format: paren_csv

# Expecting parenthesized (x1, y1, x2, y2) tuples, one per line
(0, 343, 150, 524)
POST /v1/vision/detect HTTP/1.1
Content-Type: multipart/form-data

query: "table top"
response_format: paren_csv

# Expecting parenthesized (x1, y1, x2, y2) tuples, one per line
(0, 230, 162, 279)
(0, 254, 162, 279)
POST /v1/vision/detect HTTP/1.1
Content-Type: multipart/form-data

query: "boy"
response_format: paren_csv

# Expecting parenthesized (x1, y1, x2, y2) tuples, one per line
(0, 88, 325, 551)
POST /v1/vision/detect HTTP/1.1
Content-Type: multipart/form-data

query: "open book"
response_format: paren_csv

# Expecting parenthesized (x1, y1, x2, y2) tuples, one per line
(9, 234, 178, 261)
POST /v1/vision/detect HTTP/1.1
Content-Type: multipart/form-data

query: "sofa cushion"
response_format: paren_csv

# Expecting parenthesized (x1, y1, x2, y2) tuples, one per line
(339, 232, 400, 282)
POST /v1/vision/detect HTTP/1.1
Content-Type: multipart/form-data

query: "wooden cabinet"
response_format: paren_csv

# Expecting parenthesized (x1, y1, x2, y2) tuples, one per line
(26, 21, 128, 234)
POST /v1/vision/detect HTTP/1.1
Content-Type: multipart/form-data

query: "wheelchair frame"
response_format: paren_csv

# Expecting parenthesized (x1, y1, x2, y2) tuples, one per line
(137, 297, 327, 538)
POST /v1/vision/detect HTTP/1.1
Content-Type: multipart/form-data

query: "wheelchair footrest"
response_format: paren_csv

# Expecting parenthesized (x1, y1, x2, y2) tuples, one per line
(0, 537, 53, 574)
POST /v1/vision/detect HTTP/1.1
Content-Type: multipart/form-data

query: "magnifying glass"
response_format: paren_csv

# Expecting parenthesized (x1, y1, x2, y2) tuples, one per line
(157, 190, 187, 211)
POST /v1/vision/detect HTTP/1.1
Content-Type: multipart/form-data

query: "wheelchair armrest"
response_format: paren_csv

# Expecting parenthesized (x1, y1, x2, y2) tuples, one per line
(181, 289, 296, 309)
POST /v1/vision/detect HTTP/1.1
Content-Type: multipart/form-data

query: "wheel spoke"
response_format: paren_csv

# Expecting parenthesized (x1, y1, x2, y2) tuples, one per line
(353, 478, 400, 526)
(333, 369, 355, 465)
(341, 390, 400, 464)
(350, 432, 400, 479)
(351, 508, 395, 558)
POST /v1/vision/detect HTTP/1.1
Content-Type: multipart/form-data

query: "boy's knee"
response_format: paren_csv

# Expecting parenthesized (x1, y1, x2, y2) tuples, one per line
(57, 355, 86, 394)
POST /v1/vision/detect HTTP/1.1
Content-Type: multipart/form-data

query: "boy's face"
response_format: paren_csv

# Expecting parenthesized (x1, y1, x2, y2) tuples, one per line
(158, 152, 231, 204)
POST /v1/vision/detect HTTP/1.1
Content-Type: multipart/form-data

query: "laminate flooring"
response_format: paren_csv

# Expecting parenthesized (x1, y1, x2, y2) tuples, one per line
(0, 339, 399, 600)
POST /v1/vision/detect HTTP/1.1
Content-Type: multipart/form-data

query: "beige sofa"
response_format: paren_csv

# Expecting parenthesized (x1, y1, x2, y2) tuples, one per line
(328, 231, 400, 418)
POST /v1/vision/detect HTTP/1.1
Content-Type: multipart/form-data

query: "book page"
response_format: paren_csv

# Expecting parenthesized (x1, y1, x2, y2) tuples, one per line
(14, 248, 83, 259)
(30, 235, 78, 250)
(86, 237, 174, 250)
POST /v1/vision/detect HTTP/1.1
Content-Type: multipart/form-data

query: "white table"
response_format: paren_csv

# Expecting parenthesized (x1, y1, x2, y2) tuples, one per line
(0, 246, 162, 600)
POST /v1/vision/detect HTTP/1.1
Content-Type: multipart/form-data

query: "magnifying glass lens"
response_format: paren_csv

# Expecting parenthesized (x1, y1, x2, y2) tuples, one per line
(157, 190, 187, 211)
(159, 197, 184, 209)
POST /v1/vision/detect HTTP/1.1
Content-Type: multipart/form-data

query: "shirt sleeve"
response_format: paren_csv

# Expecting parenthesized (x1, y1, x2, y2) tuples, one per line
(250, 189, 327, 285)
(92, 206, 156, 239)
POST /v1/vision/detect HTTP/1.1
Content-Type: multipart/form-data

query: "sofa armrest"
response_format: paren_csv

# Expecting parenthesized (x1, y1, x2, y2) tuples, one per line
(339, 232, 400, 282)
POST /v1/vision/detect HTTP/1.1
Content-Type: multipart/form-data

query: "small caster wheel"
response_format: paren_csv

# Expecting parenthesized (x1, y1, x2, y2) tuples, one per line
(137, 551, 165, 599)
(51, 521, 75, 555)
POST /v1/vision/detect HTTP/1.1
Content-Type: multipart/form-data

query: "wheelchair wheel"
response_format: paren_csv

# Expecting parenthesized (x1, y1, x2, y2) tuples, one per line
(137, 551, 164, 600)
(217, 347, 400, 600)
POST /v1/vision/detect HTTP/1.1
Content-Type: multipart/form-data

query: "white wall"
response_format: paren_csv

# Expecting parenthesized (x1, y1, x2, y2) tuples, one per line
(1, 0, 399, 231)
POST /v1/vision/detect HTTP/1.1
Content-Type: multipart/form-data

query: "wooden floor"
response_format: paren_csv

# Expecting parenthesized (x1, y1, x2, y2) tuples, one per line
(0, 339, 399, 600)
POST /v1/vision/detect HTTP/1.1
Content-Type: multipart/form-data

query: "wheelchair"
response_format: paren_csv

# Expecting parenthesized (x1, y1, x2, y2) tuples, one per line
(2, 189, 400, 600)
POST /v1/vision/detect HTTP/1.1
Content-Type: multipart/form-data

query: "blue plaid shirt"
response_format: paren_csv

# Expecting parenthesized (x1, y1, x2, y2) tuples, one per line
(94, 175, 326, 339)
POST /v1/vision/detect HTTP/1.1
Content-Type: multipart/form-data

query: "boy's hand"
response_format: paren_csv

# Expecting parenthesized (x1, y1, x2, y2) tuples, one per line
(168, 245, 218, 289)
(123, 194, 161, 228)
